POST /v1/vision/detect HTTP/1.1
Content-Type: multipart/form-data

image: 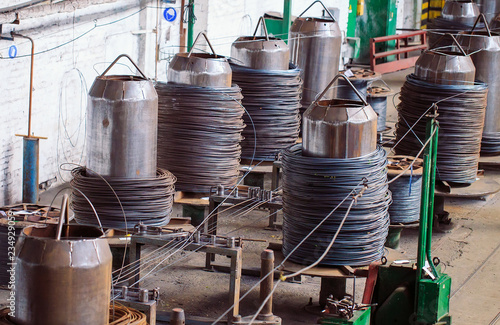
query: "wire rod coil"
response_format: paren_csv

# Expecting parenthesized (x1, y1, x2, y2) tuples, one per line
(481, 132, 500, 155)
(230, 62, 302, 160)
(71, 167, 176, 229)
(387, 156, 423, 224)
(156, 82, 245, 192)
(395, 74, 487, 184)
(110, 303, 148, 325)
(281, 145, 391, 266)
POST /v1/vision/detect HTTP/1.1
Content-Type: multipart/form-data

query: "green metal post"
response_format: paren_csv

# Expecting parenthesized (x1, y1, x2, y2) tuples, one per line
(282, 0, 292, 43)
(347, 0, 358, 38)
(426, 117, 439, 278)
(187, 0, 195, 51)
(416, 109, 440, 302)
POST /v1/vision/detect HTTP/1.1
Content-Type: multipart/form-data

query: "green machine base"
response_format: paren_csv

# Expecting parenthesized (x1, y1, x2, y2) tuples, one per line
(320, 308, 371, 325)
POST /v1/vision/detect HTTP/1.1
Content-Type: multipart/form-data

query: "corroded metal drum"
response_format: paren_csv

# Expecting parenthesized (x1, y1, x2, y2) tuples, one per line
(14, 224, 112, 325)
(458, 26, 500, 153)
(168, 33, 232, 87)
(414, 40, 476, 85)
(87, 54, 158, 178)
(290, 1, 342, 110)
(303, 75, 377, 158)
(231, 18, 289, 70)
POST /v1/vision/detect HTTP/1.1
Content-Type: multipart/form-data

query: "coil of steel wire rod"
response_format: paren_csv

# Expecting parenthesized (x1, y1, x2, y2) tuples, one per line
(71, 167, 176, 228)
(156, 82, 245, 192)
(281, 145, 391, 266)
(395, 74, 487, 184)
(387, 156, 423, 224)
(109, 303, 148, 325)
(230, 62, 302, 160)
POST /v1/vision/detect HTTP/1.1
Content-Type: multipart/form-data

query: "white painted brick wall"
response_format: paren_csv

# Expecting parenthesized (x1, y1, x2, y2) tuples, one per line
(0, 0, 179, 205)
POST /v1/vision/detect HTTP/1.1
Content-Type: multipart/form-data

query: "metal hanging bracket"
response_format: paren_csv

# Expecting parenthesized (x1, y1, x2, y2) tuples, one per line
(187, 32, 218, 58)
(429, 33, 468, 56)
(298, 0, 336, 22)
(314, 73, 368, 106)
(470, 13, 492, 37)
(100, 54, 147, 78)
(252, 16, 270, 41)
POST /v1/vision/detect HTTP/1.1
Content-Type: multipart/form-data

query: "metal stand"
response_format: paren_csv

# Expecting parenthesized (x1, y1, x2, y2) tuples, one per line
(128, 231, 243, 320)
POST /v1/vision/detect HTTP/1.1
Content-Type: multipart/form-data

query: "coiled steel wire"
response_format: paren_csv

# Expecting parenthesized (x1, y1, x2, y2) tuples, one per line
(388, 173, 422, 224)
(156, 82, 245, 192)
(110, 303, 147, 325)
(481, 133, 500, 155)
(230, 62, 302, 160)
(395, 74, 487, 184)
(337, 78, 369, 101)
(71, 167, 176, 228)
(281, 145, 391, 266)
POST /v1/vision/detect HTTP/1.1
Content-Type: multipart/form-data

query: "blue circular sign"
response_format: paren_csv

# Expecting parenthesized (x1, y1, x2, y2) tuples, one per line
(8, 45, 17, 58)
(163, 7, 177, 22)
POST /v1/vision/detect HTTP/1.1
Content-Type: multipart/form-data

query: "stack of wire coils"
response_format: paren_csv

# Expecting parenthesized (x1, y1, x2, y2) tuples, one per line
(337, 68, 381, 101)
(427, 0, 482, 47)
(72, 54, 176, 229)
(457, 22, 500, 155)
(395, 45, 488, 184)
(230, 20, 302, 160)
(387, 156, 423, 224)
(366, 82, 394, 134)
(157, 33, 245, 192)
(282, 75, 391, 266)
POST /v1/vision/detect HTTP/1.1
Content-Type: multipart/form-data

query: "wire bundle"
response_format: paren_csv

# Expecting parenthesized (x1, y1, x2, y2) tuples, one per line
(230, 62, 302, 160)
(395, 74, 487, 184)
(109, 303, 148, 325)
(388, 171, 422, 224)
(281, 145, 391, 266)
(71, 167, 176, 229)
(156, 82, 245, 192)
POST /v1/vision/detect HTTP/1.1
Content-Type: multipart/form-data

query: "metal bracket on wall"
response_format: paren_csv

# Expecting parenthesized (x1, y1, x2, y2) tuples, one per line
(0, 13, 19, 41)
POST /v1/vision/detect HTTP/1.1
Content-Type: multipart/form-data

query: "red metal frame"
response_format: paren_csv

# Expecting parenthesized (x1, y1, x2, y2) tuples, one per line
(370, 31, 428, 74)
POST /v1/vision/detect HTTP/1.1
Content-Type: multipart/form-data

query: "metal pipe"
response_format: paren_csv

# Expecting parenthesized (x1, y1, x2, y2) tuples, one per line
(187, 0, 195, 52)
(282, 0, 292, 43)
(21, 137, 39, 203)
(56, 194, 69, 240)
(258, 249, 275, 321)
(170, 308, 185, 325)
(11, 32, 34, 137)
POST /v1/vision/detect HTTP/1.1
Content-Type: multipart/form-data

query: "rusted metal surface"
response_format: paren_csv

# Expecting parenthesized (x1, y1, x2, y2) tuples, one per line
(303, 74, 377, 159)
(88, 54, 158, 178)
(168, 32, 232, 87)
(15, 224, 112, 325)
(370, 31, 428, 74)
(231, 17, 289, 70)
(290, 1, 342, 110)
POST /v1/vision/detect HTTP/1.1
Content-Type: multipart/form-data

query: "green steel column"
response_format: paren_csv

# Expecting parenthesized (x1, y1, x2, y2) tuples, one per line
(187, 0, 195, 51)
(282, 0, 292, 43)
(426, 117, 439, 278)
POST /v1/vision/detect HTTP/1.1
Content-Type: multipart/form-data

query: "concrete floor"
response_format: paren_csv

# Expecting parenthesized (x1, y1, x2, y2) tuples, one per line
(1, 68, 500, 324)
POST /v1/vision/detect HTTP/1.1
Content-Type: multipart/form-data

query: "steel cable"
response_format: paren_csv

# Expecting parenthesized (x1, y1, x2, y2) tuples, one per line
(71, 167, 176, 228)
(230, 62, 302, 160)
(281, 145, 391, 266)
(395, 74, 487, 184)
(156, 82, 245, 192)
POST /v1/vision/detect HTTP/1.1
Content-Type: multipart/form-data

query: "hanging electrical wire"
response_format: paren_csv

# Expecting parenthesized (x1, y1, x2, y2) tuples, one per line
(281, 145, 391, 266)
(156, 82, 245, 193)
(230, 62, 302, 161)
(395, 74, 487, 184)
(71, 167, 176, 228)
